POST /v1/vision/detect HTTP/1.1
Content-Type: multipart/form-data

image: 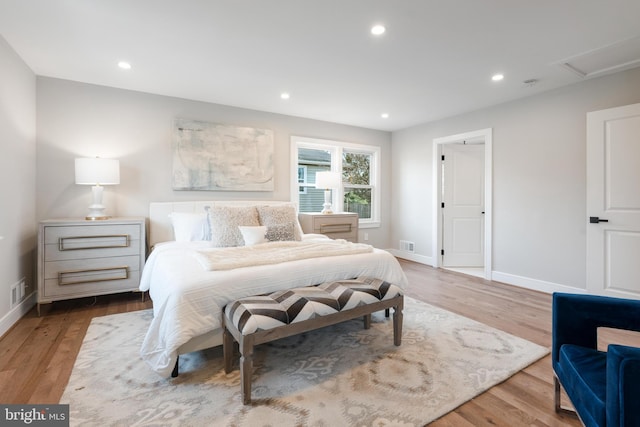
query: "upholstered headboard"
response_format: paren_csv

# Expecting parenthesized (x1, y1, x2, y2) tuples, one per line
(149, 200, 295, 247)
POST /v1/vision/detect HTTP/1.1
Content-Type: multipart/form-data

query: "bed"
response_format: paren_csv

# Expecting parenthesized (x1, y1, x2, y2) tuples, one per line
(140, 201, 409, 377)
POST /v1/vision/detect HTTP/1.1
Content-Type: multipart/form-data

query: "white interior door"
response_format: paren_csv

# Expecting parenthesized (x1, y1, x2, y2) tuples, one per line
(587, 102, 640, 299)
(442, 143, 484, 267)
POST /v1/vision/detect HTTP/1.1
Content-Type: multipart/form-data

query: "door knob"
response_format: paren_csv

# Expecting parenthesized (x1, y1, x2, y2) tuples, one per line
(589, 216, 609, 223)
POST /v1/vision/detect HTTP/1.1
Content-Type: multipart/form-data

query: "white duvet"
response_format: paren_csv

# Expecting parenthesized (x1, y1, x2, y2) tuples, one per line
(139, 236, 409, 377)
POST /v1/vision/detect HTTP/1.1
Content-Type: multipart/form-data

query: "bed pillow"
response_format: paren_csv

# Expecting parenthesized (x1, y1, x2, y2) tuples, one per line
(169, 212, 210, 241)
(256, 205, 303, 241)
(265, 223, 296, 241)
(209, 206, 260, 247)
(238, 226, 268, 246)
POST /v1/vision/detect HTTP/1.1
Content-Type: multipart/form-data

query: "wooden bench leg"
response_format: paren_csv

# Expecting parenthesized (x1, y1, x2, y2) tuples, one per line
(363, 313, 371, 329)
(385, 308, 390, 317)
(223, 327, 233, 374)
(393, 299, 403, 346)
(240, 335, 254, 404)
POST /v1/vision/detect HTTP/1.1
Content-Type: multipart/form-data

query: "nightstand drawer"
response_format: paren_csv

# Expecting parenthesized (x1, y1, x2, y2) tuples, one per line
(298, 213, 359, 242)
(42, 255, 141, 297)
(313, 216, 356, 233)
(44, 224, 141, 261)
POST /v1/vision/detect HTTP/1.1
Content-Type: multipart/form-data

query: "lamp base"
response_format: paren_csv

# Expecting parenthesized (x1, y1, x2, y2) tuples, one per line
(85, 215, 111, 221)
(320, 205, 334, 215)
(321, 189, 334, 214)
(84, 185, 111, 220)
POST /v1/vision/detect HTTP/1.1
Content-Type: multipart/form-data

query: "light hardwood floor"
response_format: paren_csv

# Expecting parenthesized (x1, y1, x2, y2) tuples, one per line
(0, 260, 581, 426)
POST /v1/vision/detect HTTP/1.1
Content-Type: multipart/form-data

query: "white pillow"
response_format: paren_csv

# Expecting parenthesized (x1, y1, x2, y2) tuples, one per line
(169, 212, 209, 241)
(238, 226, 268, 246)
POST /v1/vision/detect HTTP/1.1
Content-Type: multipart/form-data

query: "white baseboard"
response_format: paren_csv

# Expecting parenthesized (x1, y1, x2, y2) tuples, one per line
(387, 249, 434, 267)
(0, 291, 36, 339)
(386, 249, 586, 295)
(491, 271, 587, 295)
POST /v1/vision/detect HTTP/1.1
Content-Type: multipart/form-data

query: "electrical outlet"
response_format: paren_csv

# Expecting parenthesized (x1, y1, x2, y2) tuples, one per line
(364, 232, 369, 241)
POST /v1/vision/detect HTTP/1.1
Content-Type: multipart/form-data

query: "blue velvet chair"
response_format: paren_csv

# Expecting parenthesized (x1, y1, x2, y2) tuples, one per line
(552, 293, 640, 427)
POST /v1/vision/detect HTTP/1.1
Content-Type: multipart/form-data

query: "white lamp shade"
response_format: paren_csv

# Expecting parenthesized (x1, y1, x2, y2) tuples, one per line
(315, 171, 340, 189)
(75, 158, 120, 185)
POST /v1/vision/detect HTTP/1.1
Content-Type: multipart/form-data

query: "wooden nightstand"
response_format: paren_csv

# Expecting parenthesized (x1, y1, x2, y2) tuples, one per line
(37, 217, 146, 314)
(298, 212, 358, 242)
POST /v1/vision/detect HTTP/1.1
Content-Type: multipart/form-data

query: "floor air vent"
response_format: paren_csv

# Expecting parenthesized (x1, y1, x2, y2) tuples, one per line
(400, 240, 415, 253)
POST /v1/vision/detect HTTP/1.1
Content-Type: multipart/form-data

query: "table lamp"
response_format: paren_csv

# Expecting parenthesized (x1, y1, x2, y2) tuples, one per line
(75, 157, 120, 220)
(315, 171, 340, 214)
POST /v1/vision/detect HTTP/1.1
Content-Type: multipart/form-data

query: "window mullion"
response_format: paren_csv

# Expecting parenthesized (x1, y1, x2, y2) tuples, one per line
(334, 147, 344, 211)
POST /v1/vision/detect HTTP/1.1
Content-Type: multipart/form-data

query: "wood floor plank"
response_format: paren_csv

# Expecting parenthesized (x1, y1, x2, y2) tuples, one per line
(0, 261, 598, 425)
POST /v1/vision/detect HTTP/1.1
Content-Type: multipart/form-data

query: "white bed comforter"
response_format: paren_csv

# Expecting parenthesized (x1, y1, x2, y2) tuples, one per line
(139, 237, 408, 376)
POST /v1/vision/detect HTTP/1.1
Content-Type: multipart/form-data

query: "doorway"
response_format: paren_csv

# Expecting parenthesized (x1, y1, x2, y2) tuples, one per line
(433, 129, 492, 280)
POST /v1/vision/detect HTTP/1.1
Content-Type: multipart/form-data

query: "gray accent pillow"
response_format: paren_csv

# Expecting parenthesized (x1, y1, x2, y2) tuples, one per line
(265, 223, 296, 242)
(209, 206, 259, 247)
(256, 205, 302, 241)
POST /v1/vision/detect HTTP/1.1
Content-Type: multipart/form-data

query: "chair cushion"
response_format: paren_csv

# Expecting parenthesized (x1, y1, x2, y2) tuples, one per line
(225, 277, 402, 335)
(556, 344, 607, 427)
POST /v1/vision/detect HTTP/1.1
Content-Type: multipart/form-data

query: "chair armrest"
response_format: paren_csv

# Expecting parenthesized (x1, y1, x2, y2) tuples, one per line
(607, 344, 640, 426)
(552, 293, 640, 364)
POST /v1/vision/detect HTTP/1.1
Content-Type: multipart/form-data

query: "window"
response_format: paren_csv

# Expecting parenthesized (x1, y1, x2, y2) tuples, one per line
(291, 136, 380, 227)
(343, 151, 373, 220)
(298, 166, 307, 194)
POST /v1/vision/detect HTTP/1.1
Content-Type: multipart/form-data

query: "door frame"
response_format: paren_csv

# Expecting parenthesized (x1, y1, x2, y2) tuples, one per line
(432, 128, 493, 280)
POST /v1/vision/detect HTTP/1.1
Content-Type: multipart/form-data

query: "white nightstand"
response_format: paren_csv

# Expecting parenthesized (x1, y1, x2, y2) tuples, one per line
(298, 212, 359, 242)
(37, 217, 146, 314)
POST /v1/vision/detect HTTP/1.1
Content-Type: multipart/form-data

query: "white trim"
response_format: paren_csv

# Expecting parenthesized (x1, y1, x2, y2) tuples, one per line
(387, 249, 434, 266)
(385, 251, 588, 295)
(491, 271, 587, 295)
(0, 291, 36, 338)
(432, 128, 493, 280)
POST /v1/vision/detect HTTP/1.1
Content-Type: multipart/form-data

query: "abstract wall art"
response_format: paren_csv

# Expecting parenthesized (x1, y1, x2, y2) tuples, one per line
(172, 118, 274, 191)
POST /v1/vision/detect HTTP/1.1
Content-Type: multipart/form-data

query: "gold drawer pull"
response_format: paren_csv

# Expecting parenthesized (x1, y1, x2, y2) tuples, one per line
(58, 266, 129, 286)
(319, 223, 352, 233)
(58, 234, 130, 251)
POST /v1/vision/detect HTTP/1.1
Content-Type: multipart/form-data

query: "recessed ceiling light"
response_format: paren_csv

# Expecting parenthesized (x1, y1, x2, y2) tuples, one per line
(371, 25, 386, 36)
(492, 73, 504, 81)
(280, 92, 290, 100)
(381, 113, 389, 119)
(118, 61, 131, 70)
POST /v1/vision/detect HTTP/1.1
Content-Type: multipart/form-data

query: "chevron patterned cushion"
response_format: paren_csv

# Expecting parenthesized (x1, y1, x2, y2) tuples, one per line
(225, 277, 402, 335)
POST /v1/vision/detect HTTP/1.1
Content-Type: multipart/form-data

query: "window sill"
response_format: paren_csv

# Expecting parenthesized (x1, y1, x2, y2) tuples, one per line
(359, 221, 380, 229)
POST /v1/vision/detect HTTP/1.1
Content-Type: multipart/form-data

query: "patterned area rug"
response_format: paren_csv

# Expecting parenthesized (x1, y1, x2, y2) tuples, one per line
(61, 297, 548, 426)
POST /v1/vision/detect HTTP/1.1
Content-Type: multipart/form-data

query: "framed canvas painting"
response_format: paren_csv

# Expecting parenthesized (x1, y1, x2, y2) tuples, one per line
(172, 118, 274, 191)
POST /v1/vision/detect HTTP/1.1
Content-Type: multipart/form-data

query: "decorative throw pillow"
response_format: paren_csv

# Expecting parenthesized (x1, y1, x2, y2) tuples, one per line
(256, 205, 302, 241)
(169, 212, 209, 241)
(209, 206, 260, 247)
(238, 226, 268, 246)
(265, 223, 296, 241)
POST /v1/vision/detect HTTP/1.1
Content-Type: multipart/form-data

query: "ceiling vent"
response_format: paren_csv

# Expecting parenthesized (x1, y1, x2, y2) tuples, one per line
(557, 36, 640, 78)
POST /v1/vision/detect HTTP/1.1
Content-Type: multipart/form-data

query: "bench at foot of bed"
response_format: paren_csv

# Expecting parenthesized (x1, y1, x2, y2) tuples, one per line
(222, 277, 404, 404)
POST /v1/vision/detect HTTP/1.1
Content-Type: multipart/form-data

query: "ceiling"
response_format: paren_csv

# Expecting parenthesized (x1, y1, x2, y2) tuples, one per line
(1, 0, 640, 131)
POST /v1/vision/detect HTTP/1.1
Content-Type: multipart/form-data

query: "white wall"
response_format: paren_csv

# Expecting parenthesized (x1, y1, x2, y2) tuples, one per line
(0, 35, 36, 336)
(36, 77, 393, 248)
(391, 67, 640, 293)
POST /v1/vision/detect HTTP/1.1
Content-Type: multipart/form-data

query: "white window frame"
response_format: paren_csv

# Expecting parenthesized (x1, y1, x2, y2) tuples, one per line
(298, 166, 308, 194)
(291, 136, 381, 228)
